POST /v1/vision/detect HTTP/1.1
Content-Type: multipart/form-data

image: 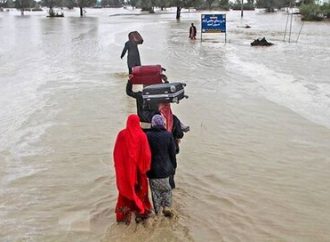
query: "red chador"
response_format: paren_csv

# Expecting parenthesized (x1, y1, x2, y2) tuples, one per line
(113, 114, 152, 224)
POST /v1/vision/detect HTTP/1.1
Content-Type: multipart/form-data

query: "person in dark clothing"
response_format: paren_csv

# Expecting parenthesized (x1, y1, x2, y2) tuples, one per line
(120, 33, 141, 74)
(126, 81, 159, 124)
(146, 115, 177, 217)
(158, 103, 185, 153)
(159, 103, 186, 189)
(172, 115, 184, 153)
(189, 23, 197, 40)
(169, 115, 184, 189)
(126, 81, 189, 134)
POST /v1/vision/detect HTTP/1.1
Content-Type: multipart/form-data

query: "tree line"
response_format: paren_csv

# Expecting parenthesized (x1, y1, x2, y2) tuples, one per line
(1, 0, 329, 20)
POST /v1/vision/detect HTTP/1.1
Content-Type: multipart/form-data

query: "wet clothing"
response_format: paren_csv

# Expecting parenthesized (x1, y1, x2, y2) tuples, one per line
(115, 176, 150, 223)
(121, 40, 141, 74)
(147, 125, 176, 214)
(126, 81, 159, 123)
(149, 177, 172, 214)
(189, 25, 197, 39)
(146, 126, 177, 179)
(113, 114, 152, 224)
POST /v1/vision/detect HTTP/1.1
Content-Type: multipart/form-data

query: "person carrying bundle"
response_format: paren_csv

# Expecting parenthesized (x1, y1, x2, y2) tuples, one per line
(126, 81, 189, 132)
(126, 81, 159, 125)
(120, 31, 143, 74)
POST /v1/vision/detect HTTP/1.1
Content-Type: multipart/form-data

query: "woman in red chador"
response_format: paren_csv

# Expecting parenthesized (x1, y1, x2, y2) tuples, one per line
(113, 114, 152, 224)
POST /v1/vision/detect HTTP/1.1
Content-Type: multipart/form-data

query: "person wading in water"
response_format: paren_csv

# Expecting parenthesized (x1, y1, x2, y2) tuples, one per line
(120, 32, 142, 74)
(113, 114, 152, 224)
(146, 115, 177, 217)
(189, 23, 197, 40)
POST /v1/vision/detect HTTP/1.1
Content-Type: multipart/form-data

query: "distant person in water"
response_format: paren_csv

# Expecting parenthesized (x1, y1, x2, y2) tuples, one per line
(189, 23, 197, 40)
(113, 114, 152, 224)
(120, 32, 142, 74)
(146, 115, 177, 217)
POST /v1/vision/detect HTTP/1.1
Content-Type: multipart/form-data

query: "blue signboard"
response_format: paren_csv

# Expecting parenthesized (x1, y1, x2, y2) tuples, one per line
(201, 14, 226, 33)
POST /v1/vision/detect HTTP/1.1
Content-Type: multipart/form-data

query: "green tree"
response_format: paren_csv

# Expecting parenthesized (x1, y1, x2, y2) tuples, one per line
(231, 0, 254, 10)
(256, 0, 275, 11)
(256, 0, 294, 10)
(299, 3, 322, 20)
(109, 0, 123, 7)
(5, 0, 14, 7)
(219, 0, 230, 10)
(128, 0, 138, 8)
(175, 0, 182, 19)
(0, 0, 6, 7)
(64, 0, 75, 8)
(320, 3, 330, 18)
(138, 0, 153, 12)
(172, 0, 199, 19)
(205, 0, 216, 9)
(40, 0, 63, 15)
(77, 0, 96, 16)
(15, 0, 32, 15)
(155, 0, 170, 10)
(302, 0, 314, 4)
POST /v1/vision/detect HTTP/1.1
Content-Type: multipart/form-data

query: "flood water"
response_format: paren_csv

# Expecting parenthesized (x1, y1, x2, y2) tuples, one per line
(1, 7, 330, 242)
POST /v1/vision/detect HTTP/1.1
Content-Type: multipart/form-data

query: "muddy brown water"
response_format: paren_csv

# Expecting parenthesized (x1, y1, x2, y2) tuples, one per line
(1, 8, 330, 242)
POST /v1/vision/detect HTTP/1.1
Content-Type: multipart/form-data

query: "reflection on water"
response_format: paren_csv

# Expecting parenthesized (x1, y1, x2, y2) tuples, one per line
(1, 8, 330, 242)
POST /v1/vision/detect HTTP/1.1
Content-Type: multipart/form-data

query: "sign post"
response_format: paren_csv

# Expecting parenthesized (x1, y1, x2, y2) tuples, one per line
(201, 14, 226, 43)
